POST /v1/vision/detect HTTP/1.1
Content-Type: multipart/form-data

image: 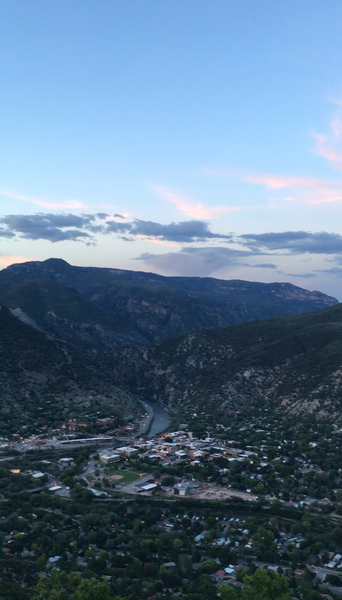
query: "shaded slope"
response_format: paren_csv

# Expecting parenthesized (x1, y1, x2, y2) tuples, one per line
(112, 304, 342, 421)
(0, 305, 137, 434)
(0, 271, 147, 348)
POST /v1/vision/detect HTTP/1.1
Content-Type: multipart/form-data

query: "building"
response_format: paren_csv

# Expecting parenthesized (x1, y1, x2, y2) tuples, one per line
(173, 482, 192, 496)
(137, 483, 157, 493)
(99, 451, 121, 465)
(116, 446, 138, 458)
(58, 457, 74, 468)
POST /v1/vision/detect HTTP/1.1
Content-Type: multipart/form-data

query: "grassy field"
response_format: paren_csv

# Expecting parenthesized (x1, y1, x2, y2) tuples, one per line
(105, 469, 144, 485)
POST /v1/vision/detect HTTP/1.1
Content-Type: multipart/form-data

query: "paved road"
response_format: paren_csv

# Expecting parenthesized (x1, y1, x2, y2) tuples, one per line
(309, 566, 342, 578)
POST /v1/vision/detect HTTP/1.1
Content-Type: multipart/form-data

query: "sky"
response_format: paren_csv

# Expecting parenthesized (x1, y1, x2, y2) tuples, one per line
(1, 1, 342, 300)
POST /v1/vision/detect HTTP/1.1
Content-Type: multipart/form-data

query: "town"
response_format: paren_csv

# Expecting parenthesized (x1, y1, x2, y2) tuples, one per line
(2, 401, 342, 600)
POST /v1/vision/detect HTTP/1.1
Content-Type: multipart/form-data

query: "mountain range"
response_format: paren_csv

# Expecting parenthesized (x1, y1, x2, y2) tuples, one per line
(4, 258, 338, 347)
(1, 258, 341, 429)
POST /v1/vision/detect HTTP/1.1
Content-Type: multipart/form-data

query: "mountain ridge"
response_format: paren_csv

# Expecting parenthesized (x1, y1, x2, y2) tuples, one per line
(6, 258, 338, 345)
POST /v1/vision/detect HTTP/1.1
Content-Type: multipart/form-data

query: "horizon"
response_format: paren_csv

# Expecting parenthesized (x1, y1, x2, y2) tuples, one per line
(1, 1, 342, 300)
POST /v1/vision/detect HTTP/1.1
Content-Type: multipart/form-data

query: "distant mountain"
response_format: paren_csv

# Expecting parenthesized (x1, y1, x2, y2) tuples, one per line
(111, 304, 342, 422)
(0, 271, 148, 349)
(6, 258, 338, 343)
(0, 305, 137, 434)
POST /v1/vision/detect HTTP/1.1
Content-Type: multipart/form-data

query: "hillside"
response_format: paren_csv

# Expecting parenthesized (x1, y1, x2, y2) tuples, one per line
(0, 305, 138, 435)
(111, 304, 342, 422)
(0, 271, 148, 349)
(7, 258, 338, 342)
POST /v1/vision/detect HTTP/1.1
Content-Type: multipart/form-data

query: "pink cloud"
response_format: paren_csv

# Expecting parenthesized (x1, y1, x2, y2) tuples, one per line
(0, 189, 86, 209)
(314, 134, 342, 171)
(205, 166, 342, 207)
(331, 115, 342, 138)
(244, 174, 325, 189)
(146, 238, 181, 249)
(0, 255, 35, 268)
(205, 166, 342, 206)
(245, 173, 342, 206)
(314, 108, 342, 171)
(148, 183, 239, 219)
(303, 186, 342, 205)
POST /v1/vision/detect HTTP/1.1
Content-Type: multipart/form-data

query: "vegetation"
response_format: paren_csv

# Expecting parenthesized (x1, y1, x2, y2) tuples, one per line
(113, 303, 342, 421)
(0, 305, 138, 435)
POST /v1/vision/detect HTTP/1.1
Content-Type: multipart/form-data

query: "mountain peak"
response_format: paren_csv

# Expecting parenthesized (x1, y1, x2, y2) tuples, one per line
(42, 258, 71, 266)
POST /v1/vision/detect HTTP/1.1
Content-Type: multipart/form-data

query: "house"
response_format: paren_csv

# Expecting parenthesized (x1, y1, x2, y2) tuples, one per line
(29, 471, 45, 479)
(48, 485, 63, 492)
(213, 570, 226, 581)
(175, 450, 188, 460)
(48, 556, 62, 564)
(58, 457, 74, 468)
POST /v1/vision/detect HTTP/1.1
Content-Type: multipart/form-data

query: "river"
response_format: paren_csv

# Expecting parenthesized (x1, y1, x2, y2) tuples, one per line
(136, 400, 170, 438)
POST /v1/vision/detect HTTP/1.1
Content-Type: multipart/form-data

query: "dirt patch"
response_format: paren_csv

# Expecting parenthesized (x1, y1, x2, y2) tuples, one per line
(108, 475, 123, 483)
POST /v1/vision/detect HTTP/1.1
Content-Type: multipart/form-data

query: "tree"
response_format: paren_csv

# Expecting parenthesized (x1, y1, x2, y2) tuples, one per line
(242, 569, 291, 600)
(31, 569, 113, 600)
(325, 573, 342, 587)
(201, 559, 217, 574)
(217, 583, 240, 599)
(173, 538, 183, 552)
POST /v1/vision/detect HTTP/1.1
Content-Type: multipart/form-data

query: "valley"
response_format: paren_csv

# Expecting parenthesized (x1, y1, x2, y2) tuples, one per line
(1, 260, 342, 600)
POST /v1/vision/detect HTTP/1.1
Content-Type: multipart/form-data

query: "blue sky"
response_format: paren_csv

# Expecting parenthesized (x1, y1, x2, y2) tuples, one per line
(1, 0, 342, 299)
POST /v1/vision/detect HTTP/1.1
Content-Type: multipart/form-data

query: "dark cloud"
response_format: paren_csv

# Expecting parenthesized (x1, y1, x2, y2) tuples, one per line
(0, 213, 100, 243)
(1, 210, 342, 290)
(0, 228, 15, 238)
(0, 212, 229, 244)
(239, 231, 342, 254)
(280, 272, 317, 279)
(245, 263, 277, 269)
(106, 218, 231, 242)
(314, 267, 342, 277)
(105, 221, 131, 234)
(113, 213, 125, 218)
(135, 246, 256, 276)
